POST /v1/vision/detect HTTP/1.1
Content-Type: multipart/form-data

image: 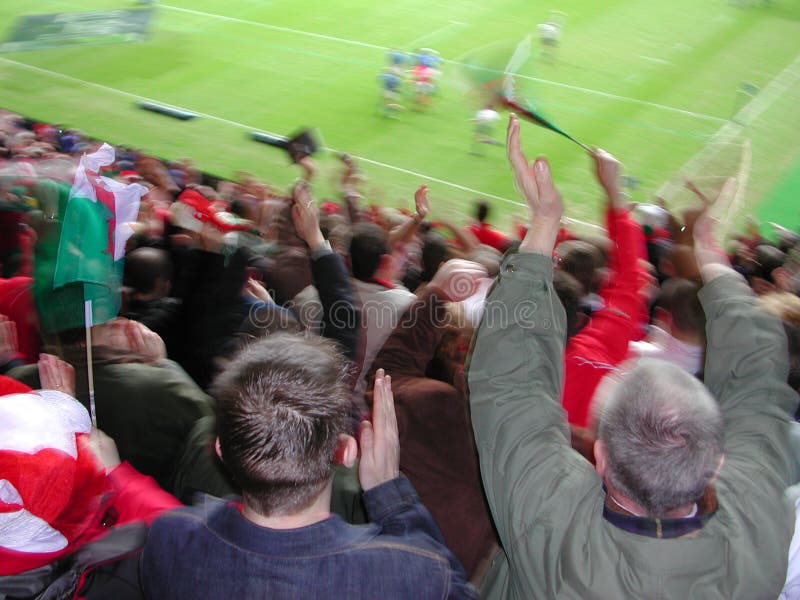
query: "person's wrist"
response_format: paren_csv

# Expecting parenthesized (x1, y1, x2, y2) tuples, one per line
(307, 230, 326, 251)
(519, 219, 559, 255)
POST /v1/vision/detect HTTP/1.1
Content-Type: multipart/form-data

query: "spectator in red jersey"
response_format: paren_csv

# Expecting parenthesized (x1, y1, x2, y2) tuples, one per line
(468, 200, 512, 253)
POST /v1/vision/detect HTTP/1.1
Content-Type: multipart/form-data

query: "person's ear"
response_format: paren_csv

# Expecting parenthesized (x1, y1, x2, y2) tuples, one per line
(594, 440, 607, 479)
(214, 437, 223, 462)
(333, 434, 357, 468)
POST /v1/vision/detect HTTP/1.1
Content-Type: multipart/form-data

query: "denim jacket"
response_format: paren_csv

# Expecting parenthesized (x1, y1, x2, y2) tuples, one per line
(141, 476, 477, 599)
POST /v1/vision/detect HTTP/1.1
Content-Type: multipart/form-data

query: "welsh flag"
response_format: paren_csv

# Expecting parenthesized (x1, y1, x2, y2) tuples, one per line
(38, 144, 147, 331)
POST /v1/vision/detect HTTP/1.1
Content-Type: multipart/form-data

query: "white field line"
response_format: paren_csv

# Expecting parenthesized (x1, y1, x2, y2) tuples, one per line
(159, 4, 387, 51)
(405, 21, 467, 50)
(158, 4, 727, 124)
(4, 57, 599, 222)
(656, 51, 800, 203)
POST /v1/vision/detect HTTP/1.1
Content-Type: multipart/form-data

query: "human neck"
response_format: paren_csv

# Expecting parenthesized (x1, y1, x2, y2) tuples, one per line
(607, 488, 696, 519)
(241, 485, 332, 530)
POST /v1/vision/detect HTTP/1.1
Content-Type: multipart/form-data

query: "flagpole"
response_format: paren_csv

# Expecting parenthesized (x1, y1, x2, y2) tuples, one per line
(501, 96, 593, 154)
(84, 300, 97, 428)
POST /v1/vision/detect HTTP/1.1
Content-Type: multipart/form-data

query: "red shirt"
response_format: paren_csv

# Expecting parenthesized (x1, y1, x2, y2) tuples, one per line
(561, 209, 648, 428)
(468, 222, 511, 252)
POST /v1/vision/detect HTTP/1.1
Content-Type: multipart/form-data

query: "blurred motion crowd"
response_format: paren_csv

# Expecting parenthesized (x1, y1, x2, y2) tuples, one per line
(0, 108, 798, 599)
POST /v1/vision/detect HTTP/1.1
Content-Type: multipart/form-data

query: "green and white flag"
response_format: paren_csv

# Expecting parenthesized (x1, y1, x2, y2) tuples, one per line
(48, 144, 147, 329)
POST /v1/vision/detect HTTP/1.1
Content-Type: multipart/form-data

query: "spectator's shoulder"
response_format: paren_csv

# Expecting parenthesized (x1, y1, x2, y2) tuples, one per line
(151, 494, 229, 533)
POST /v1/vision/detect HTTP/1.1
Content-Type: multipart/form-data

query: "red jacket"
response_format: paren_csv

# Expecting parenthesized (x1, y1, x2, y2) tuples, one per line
(0, 460, 181, 576)
(561, 209, 647, 428)
(468, 222, 512, 252)
(0, 277, 40, 363)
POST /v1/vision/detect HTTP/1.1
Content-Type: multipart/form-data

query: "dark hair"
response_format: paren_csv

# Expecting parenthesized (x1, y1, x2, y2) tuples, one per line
(211, 334, 352, 516)
(658, 278, 705, 337)
(475, 200, 489, 223)
(558, 241, 604, 295)
(553, 270, 584, 339)
(123, 247, 172, 294)
(349, 222, 389, 281)
(420, 231, 449, 282)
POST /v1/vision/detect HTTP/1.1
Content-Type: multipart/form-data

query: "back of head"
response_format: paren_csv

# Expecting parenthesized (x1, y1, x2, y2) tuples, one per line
(658, 278, 705, 338)
(212, 334, 351, 516)
(598, 360, 723, 517)
(420, 231, 450, 282)
(557, 240, 604, 296)
(349, 222, 389, 281)
(475, 200, 490, 223)
(123, 247, 172, 296)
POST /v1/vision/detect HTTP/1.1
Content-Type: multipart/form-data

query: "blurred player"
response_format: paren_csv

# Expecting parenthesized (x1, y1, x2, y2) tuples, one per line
(387, 48, 407, 70)
(470, 104, 502, 155)
(378, 67, 404, 117)
(537, 10, 566, 62)
(411, 63, 437, 110)
(415, 48, 443, 71)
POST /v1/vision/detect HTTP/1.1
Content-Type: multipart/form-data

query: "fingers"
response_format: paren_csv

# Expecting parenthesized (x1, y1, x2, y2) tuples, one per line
(358, 419, 374, 456)
(126, 320, 146, 354)
(506, 114, 527, 173)
(0, 316, 18, 357)
(533, 157, 554, 195)
(38, 353, 54, 389)
(38, 353, 74, 395)
(414, 185, 429, 216)
(372, 369, 398, 445)
(372, 368, 387, 443)
(533, 156, 563, 219)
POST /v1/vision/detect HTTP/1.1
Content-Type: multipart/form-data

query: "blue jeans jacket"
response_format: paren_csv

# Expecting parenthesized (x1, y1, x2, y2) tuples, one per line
(141, 476, 477, 599)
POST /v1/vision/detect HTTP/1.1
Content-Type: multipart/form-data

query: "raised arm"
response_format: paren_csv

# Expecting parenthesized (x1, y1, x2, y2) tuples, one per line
(359, 370, 477, 599)
(694, 190, 799, 485)
(292, 182, 360, 361)
(562, 151, 648, 427)
(388, 184, 429, 247)
(467, 116, 596, 562)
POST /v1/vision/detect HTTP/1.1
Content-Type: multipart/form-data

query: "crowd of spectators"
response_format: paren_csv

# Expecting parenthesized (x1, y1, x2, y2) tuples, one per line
(0, 107, 798, 599)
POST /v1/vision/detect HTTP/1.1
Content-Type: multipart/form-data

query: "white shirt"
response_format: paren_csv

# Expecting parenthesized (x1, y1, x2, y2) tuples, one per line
(628, 326, 704, 376)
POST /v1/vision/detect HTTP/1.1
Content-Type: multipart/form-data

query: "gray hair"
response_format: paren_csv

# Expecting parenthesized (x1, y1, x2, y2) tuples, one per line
(598, 360, 723, 517)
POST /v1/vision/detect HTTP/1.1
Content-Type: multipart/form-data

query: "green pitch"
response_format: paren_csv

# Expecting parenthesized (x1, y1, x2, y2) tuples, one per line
(1, 0, 799, 233)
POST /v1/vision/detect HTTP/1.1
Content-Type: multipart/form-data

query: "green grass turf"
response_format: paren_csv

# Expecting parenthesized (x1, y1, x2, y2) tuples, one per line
(1, 0, 799, 232)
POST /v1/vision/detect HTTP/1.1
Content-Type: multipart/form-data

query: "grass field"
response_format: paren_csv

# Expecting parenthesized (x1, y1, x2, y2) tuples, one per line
(1, 0, 799, 233)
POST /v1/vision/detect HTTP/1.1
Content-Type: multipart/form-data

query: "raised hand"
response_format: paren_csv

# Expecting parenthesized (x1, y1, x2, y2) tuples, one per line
(38, 353, 76, 397)
(125, 320, 167, 362)
(291, 181, 326, 251)
(414, 185, 430, 220)
(358, 369, 400, 491)
(244, 278, 275, 304)
(506, 114, 563, 254)
(592, 149, 622, 209)
(694, 177, 736, 282)
(0, 315, 18, 366)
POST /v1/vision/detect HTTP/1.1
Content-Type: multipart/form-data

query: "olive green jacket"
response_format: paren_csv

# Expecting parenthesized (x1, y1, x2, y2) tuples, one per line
(467, 252, 798, 599)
